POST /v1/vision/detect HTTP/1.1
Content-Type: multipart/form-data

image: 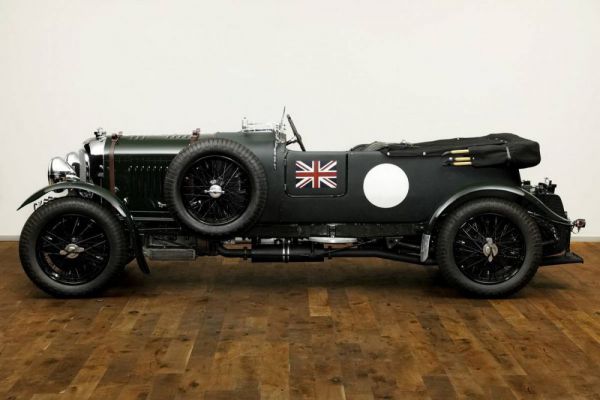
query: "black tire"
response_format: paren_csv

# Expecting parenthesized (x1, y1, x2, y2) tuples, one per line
(19, 197, 128, 297)
(436, 198, 542, 297)
(164, 138, 267, 236)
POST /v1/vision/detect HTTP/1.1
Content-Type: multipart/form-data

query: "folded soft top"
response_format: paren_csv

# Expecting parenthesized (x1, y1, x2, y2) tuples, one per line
(351, 133, 541, 169)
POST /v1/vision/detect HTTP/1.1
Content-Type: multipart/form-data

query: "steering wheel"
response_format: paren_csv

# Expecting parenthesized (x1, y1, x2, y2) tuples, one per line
(286, 114, 306, 151)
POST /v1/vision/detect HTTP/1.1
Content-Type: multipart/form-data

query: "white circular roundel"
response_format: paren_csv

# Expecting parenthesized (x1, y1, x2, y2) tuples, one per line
(363, 164, 409, 208)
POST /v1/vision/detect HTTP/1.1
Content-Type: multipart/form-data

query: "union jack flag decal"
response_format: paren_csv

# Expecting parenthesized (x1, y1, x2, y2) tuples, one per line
(295, 160, 337, 189)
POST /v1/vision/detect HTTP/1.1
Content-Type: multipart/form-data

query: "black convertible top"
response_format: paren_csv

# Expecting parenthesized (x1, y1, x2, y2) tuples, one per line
(351, 133, 541, 169)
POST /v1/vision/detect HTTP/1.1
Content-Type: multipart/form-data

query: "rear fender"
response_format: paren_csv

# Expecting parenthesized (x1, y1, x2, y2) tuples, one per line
(426, 185, 571, 233)
(421, 185, 572, 262)
(18, 182, 150, 274)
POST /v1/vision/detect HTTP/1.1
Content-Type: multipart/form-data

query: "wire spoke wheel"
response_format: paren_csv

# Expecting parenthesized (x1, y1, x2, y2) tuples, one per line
(164, 139, 267, 236)
(181, 155, 251, 225)
(453, 212, 526, 285)
(35, 213, 110, 285)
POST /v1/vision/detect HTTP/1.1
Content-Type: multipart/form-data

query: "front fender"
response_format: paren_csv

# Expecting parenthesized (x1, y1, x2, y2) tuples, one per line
(18, 182, 150, 274)
(18, 181, 128, 217)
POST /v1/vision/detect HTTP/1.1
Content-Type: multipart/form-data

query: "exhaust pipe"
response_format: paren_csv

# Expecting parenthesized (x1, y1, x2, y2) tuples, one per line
(217, 240, 325, 262)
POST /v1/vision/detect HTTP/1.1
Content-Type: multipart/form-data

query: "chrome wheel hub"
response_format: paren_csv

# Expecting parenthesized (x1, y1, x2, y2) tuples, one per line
(205, 184, 225, 199)
(482, 237, 499, 262)
(59, 243, 85, 259)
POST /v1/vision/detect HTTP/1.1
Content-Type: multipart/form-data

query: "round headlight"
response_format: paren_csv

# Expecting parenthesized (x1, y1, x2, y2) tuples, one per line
(65, 152, 81, 177)
(48, 157, 78, 185)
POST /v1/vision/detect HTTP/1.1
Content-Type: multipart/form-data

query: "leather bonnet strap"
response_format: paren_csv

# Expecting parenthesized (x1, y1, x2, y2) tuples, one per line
(109, 133, 121, 193)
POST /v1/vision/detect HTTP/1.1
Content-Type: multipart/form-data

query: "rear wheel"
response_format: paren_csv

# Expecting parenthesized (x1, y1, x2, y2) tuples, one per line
(436, 198, 541, 297)
(19, 197, 128, 297)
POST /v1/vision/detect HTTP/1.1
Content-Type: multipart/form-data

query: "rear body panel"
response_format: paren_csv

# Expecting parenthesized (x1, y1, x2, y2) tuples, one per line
(279, 150, 519, 223)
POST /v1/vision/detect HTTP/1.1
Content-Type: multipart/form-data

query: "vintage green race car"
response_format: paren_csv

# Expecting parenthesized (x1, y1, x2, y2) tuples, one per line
(18, 115, 585, 297)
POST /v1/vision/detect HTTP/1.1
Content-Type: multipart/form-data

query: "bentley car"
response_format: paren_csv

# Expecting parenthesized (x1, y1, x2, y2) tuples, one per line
(18, 114, 586, 297)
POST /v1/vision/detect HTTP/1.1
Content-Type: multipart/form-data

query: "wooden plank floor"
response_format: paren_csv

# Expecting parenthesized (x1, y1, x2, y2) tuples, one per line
(0, 242, 599, 399)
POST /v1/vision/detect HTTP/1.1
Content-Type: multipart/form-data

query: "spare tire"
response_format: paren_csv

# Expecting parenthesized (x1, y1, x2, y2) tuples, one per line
(164, 138, 267, 236)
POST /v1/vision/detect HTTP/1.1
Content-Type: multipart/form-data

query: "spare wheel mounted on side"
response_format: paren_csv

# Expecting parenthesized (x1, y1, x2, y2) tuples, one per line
(164, 138, 268, 236)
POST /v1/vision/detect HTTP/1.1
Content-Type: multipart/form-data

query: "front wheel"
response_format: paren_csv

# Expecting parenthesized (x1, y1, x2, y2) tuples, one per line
(436, 198, 542, 297)
(19, 197, 129, 297)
